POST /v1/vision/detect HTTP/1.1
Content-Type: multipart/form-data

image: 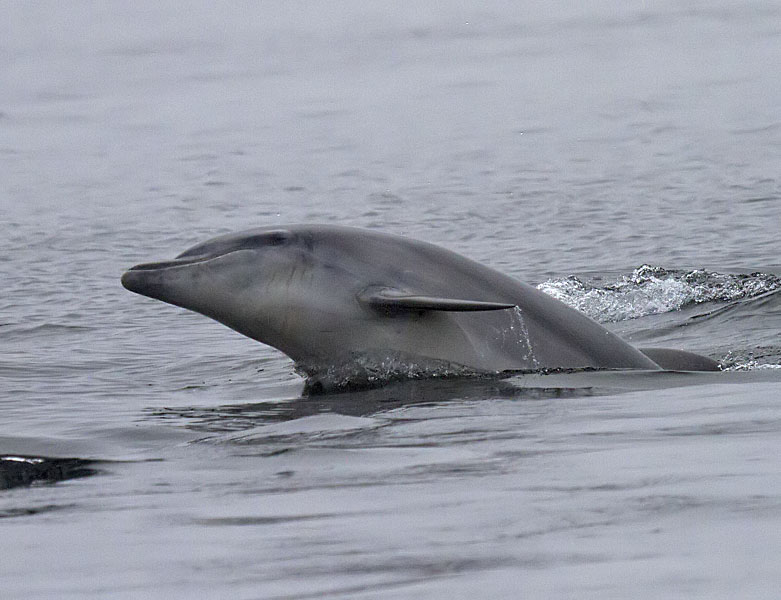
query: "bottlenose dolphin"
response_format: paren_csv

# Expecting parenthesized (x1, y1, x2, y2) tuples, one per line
(121, 225, 719, 387)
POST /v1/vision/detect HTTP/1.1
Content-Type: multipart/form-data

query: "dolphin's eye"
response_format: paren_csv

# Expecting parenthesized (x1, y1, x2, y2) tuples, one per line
(266, 230, 290, 245)
(237, 230, 291, 250)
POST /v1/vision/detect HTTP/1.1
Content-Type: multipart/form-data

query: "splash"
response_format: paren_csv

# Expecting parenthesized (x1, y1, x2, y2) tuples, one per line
(537, 266, 781, 323)
(723, 361, 781, 372)
(718, 348, 781, 372)
(507, 306, 539, 368)
(296, 351, 488, 394)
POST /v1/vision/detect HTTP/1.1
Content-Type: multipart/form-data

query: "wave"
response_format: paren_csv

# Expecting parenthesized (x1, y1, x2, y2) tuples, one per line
(537, 265, 781, 323)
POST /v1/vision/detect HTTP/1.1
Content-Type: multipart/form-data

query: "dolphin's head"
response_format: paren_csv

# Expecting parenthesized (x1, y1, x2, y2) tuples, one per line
(122, 228, 362, 361)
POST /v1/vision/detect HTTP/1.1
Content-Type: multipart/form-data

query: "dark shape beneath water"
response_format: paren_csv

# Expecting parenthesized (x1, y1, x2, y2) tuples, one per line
(0, 455, 100, 491)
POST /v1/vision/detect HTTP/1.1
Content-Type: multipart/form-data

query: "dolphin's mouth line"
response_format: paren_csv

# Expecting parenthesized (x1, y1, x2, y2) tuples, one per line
(128, 249, 252, 272)
(128, 257, 209, 271)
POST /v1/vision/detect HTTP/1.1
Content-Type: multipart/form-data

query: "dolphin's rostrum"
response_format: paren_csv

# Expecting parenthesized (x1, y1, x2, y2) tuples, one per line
(121, 225, 719, 387)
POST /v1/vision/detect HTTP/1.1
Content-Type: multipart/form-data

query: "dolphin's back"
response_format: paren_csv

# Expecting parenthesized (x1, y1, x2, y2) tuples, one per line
(304, 225, 659, 371)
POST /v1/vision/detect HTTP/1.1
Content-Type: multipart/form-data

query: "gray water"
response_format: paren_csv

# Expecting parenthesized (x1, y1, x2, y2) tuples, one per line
(2, 1, 781, 598)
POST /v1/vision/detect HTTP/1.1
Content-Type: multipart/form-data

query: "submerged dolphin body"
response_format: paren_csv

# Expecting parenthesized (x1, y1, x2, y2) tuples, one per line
(121, 225, 719, 386)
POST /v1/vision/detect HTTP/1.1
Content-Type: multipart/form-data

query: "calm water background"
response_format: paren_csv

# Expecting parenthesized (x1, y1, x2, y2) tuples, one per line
(2, 1, 781, 598)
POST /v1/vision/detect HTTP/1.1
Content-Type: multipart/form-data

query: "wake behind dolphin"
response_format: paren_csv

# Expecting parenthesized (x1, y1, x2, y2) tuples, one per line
(121, 225, 719, 390)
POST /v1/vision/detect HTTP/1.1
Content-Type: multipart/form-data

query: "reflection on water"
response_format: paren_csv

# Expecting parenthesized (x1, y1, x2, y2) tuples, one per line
(148, 376, 600, 434)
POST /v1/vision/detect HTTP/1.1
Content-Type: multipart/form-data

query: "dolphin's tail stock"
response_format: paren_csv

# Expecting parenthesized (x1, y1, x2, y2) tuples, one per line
(639, 348, 721, 371)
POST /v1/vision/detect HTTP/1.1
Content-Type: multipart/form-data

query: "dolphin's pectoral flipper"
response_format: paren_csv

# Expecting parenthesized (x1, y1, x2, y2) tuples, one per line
(359, 287, 516, 312)
(639, 347, 721, 372)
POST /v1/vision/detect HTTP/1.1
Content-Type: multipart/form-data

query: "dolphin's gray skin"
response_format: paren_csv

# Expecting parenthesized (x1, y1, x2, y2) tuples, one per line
(121, 225, 719, 382)
(635, 347, 719, 372)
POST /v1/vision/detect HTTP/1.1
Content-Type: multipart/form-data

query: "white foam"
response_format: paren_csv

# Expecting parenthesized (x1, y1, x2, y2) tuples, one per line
(537, 266, 780, 323)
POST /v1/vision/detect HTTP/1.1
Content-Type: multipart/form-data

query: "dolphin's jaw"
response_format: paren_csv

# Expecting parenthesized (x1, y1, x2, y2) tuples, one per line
(121, 249, 261, 301)
(122, 257, 214, 298)
(121, 268, 163, 298)
(120, 267, 203, 314)
(121, 259, 220, 312)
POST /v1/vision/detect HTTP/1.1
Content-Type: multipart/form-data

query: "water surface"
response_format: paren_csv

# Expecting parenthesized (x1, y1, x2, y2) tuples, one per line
(1, 1, 780, 598)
